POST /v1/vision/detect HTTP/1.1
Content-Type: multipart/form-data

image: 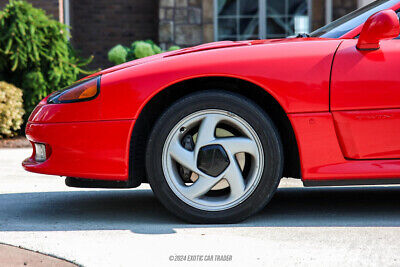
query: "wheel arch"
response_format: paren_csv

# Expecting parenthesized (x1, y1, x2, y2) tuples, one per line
(129, 76, 301, 186)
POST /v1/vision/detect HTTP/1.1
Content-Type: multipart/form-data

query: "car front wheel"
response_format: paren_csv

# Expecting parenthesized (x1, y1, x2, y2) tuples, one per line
(146, 90, 283, 223)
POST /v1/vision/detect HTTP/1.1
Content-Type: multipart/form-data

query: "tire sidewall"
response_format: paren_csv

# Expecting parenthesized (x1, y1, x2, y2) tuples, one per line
(146, 90, 283, 223)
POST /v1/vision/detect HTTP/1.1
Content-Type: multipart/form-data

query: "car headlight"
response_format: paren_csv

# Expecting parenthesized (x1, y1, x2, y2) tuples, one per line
(47, 76, 100, 104)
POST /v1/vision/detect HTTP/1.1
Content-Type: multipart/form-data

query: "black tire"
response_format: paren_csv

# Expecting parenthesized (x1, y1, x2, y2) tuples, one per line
(146, 90, 283, 223)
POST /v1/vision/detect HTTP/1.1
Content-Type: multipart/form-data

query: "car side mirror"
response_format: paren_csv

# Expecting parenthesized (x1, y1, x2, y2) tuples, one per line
(357, 9, 400, 51)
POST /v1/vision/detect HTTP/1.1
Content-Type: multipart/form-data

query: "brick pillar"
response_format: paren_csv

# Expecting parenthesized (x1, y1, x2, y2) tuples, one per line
(159, 0, 214, 49)
(202, 0, 214, 43)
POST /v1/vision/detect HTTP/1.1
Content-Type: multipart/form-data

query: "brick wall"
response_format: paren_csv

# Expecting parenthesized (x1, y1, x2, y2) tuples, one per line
(70, 0, 159, 69)
(0, 0, 60, 20)
(0, 0, 363, 68)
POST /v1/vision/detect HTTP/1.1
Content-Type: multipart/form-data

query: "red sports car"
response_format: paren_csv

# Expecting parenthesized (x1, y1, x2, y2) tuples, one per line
(23, 0, 400, 223)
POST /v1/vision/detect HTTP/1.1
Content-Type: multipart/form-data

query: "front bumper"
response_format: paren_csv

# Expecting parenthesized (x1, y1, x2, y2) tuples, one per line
(22, 120, 135, 181)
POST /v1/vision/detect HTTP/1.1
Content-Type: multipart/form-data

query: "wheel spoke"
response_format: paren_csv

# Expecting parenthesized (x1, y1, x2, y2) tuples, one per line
(195, 115, 220, 150)
(162, 109, 265, 211)
(179, 175, 221, 199)
(169, 138, 196, 171)
(217, 137, 258, 156)
(224, 160, 246, 199)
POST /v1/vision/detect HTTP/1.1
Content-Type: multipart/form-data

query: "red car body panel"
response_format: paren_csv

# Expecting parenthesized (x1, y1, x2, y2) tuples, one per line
(289, 112, 400, 182)
(22, 1, 400, 185)
(333, 110, 400, 159)
(28, 96, 101, 123)
(24, 38, 342, 181)
(331, 40, 400, 111)
(331, 40, 400, 160)
(99, 38, 341, 121)
(23, 120, 134, 180)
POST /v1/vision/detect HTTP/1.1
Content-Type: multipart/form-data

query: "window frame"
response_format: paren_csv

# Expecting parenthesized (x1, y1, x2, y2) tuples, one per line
(214, 0, 313, 41)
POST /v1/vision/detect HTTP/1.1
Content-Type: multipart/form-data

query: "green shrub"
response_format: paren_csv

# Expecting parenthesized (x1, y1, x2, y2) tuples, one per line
(108, 45, 128, 65)
(151, 44, 162, 54)
(0, 81, 24, 138)
(133, 41, 156, 59)
(0, 0, 93, 119)
(168, 45, 181, 51)
(108, 40, 180, 65)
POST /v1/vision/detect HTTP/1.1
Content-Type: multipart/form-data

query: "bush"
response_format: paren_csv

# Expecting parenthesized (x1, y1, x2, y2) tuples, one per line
(108, 40, 180, 65)
(168, 45, 181, 52)
(0, 81, 24, 138)
(0, 0, 93, 119)
(108, 45, 128, 65)
(133, 41, 156, 59)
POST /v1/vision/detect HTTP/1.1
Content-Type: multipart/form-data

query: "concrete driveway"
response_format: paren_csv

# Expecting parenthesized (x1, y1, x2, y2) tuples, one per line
(1, 148, 400, 266)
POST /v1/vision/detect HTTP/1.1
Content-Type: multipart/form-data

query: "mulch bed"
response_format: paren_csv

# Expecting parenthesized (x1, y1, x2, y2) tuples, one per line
(0, 136, 31, 148)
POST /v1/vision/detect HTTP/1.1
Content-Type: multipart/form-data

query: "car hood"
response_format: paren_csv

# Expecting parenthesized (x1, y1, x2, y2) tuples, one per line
(89, 38, 329, 78)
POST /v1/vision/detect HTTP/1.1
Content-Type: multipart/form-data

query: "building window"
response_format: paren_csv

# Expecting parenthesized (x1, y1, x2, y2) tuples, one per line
(214, 0, 311, 41)
(216, 0, 260, 41)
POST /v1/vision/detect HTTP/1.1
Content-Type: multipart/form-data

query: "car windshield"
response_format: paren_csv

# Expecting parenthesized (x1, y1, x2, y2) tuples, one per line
(310, 0, 398, 38)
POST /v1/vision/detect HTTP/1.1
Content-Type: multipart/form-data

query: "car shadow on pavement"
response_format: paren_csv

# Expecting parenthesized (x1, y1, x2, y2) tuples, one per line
(1, 186, 400, 234)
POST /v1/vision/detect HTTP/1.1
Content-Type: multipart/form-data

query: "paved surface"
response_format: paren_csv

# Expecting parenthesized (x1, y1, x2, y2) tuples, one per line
(1, 148, 400, 266)
(0, 244, 76, 266)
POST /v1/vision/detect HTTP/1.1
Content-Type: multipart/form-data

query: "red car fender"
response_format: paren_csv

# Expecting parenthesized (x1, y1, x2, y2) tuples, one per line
(99, 39, 343, 122)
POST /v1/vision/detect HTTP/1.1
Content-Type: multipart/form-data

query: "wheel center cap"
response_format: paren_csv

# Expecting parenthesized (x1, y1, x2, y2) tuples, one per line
(197, 145, 230, 177)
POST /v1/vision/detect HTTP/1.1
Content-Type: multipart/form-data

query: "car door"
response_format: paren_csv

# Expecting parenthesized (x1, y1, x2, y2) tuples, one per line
(331, 39, 400, 159)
